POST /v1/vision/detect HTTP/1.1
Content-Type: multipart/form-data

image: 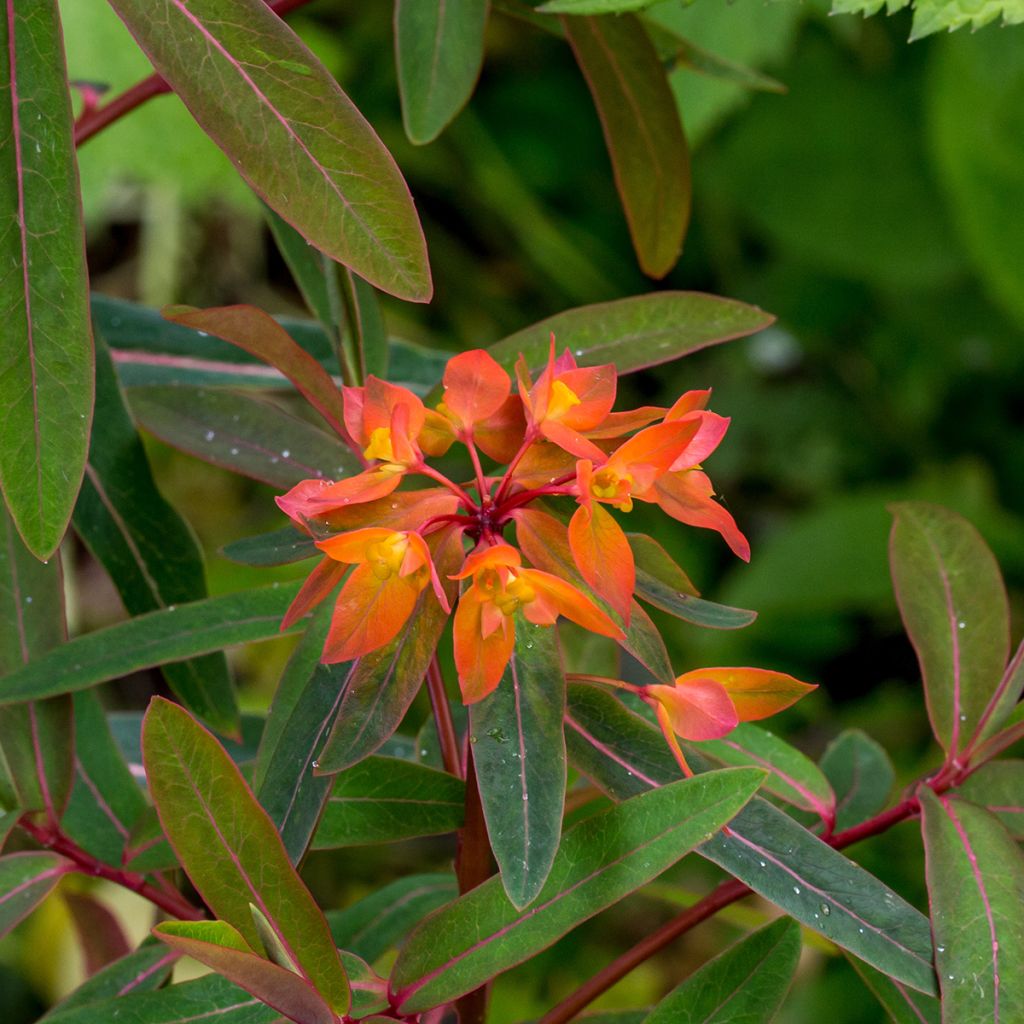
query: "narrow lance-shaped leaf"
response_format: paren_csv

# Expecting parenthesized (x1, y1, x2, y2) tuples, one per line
(0, 506, 73, 822)
(889, 503, 1010, 756)
(470, 615, 566, 909)
(75, 332, 237, 734)
(390, 769, 765, 1012)
(0, 0, 93, 559)
(956, 761, 1024, 839)
(340, 269, 388, 381)
(563, 14, 689, 278)
(395, 0, 490, 145)
(642, 918, 801, 1024)
(223, 527, 318, 568)
(920, 789, 1024, 1023)
(143, 698, 350, 1015)
(0, 582, 303, 707)
(0, 851, 71, 939)
(845, 954, 941, 1024)
(821, 729, 895, 834)
(313, 757, 464, 849)
(106, 0, 431, 301)
(565, 684, 938, 995)
(129, 384, 357, 490)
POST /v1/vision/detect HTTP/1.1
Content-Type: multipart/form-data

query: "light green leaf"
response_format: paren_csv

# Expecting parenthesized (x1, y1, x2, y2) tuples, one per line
(0, 0, 93, 558)
(143, 698, 349, 1015)
(105, 0, 431, 301)
(396, 0, 489, 145)
(832, 0, 1023, 38)
(540, 0, 656, 11)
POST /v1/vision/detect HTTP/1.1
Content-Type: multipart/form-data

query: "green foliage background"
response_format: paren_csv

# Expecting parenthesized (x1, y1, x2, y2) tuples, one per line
(3, 1, 1021, 1020)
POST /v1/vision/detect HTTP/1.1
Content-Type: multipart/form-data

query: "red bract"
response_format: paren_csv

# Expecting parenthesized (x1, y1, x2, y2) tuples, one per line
(277, 340, 760, 730)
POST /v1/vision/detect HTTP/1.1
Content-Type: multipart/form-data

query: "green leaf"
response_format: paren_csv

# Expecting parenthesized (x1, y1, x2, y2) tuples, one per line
(75, 332, 237, 734)
(927, 29, 1024, 326)
(41, 973, 280, 1024)
(820, 730, 894, 834)
(0, 851, 70, 939)
(920, 789, 1024, 1022)
(339, 951, 389, 1018)
(0, 0, 93, 559)
(143, 698, 349, 1015)
(565, 685, 938, 995)
(129, 384, 357, 489)
(889, 503, 1011, 757)
(313, 756, 464, 848)
(156, 919, 335, 1024)
(39, 943, 176, 1019)
(470, 616, 566, 908)
(0, 507, 73, 821)
(254, 610, 355, 863)
(0, 582, 303, 706)
(60, 692, 148, 866)
(539, 0, 654, 10)
(223, 527, 318, 568)
(642, 918, 800, 1024)
(326, 873, 457, 962)
(105, 0, 430, 301)
(391, 768, 765, 1012)
(845, 954, 941, 1024)
(314, 527, 461, 773)
(395, 0, 489, 145)
(693, 723, 835, 823)
(832, 0, 1023, 39)
(264, 204, 337, 332)
(484, 292, 772, 383)
(956, 760, 1024, 840)
(340, 270, 388, 381)
(563, 14, 689, 278)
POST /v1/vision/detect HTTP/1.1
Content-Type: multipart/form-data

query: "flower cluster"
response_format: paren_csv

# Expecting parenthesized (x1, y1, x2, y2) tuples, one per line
(277, 339, 806, 744)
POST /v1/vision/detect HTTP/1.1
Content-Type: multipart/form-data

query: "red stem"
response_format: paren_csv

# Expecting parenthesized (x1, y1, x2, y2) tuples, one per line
(427, 657, 463, 780)
(18, 817, 204, 921)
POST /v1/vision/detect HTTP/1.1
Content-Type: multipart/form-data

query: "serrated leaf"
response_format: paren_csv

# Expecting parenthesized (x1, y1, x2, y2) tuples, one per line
(105, 0, 430, 300)
(129, 384, 357, 489)
(889, 503, 1010, 756)
(0, 0, 93, 559)
(693, 723, 834, 823)
(223, 527, 318, 568)
(642, 917, 800, 1024)
(42, 973, 281, 1024)
(821, 729, 894, 834)
(391, 768, 764, 1012)
(143, 698, 349, 1015)
(563, 14, 689, 277)
(396, 0, 489, 145)
(313, 756, 464, 848)
(0, 582, 302, 706)
(565, 685, 938, 995)
(956, 761, 1024, 839)
(326, 873, 458, 962)
(75, 332, 237, 734)
(920, 789, 1024, 1022)
(0, 851, 71, 938)
(845, 954, 941, 1024)
(470, 616, 565, 908)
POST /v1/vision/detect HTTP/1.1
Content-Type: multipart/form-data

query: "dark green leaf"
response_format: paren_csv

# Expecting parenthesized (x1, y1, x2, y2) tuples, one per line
(75, 332, 237, 734)
(130, 385, 356, 490)
(223, 526, 318, 568)
(0, 0, 93, 559)
(642, 918, 800, 1024)
(105, 0, 430, 301)
(540, 0, 653, 10)
(889, 503, 1010, 756)
(821, 729, 894, 834)
(339, 951, 389, 1018)
(693, 723, 835, 822)
(313, 757, 463, 848)
(845, 954, 941, 1024)
(143, 698, 349, 1014)
(920, 789, 1024, 1022)
(563, 14, 689, 277)
(470, 616, 566, 908)
(395, 0, 489, 145)
(391, 769, 764, 1012)
(0, 851, 70, 939)
(956, 761, 1024, 839)
(0, 582, 303, 706)
(340, 270, 388, 381)
(264, 204, 337, 331)
(326, 873, 457, 962)
(41, 974, 280, 1024)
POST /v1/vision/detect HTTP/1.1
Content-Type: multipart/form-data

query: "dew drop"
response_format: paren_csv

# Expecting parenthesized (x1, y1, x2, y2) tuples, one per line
(204, 430, 215, 441)
(24, 596, 32, 604)
(311, 760, 320, 770)
(820, 903, 830, 917)
(958, 621, 966, 630)
(759, 860, 766, 868)
(197, 331, 209, 337)
(960, 713, 968, 721)
(937, 945, 946, 953)
(523, 793, 529, 801)
(230, 447, 239, 455)
(792, 886, 801, 894)
(281, 450, 291, 458)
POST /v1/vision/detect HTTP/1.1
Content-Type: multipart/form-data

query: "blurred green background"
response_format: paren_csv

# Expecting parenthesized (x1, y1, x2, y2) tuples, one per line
(3, 1, 1022, 1020)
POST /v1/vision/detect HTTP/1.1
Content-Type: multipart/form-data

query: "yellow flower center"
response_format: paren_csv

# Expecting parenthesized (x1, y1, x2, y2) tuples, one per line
(367, 532, 409, 581)
(591, 468, 634, 511)
(493, 574, 536, 616)
(547, 379, 582, 421)
(363, 427, 395, 463)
